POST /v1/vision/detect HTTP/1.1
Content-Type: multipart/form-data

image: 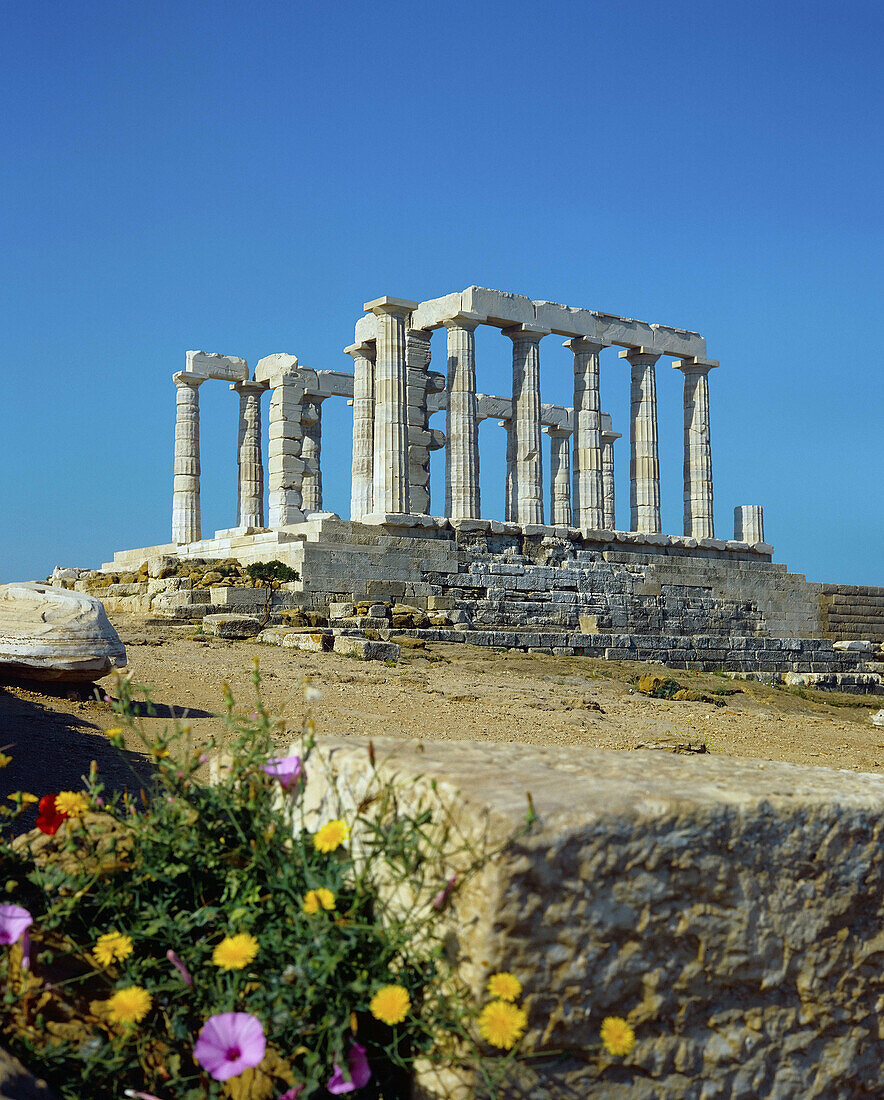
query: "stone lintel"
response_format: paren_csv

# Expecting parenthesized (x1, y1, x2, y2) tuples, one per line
(185, 350, 249, 382)
(363, 296, 420, 316)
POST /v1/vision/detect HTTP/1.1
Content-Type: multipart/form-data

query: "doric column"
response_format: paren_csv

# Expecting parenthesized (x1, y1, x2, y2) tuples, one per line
(231, 379, 268, 529)
(504, 325, 548, 525)
(499, 419, 515, 522)
(266, 366, 306, 528)
(673, 357, 718, 539)
(734, 505, 764, 544)
(365, 297, 418, 515)
(619, 348, 663, 534)
(301, 397, 325, 514)
(444, 315, 482, 520)
(601, 429, 618, 530)
(406, 327, 433, 515)
(345, 341, 375, 521)
(566, 338, 605, 530)
(546, 427, 572, 527)
(172, 372, 203, 544)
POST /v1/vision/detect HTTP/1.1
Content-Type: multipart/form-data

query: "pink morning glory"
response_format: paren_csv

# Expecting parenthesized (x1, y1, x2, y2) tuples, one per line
(194, 1012, 266, 1081)
(263, 754, 303, 791)
(278, 1088, 304, 1099)
(327, 1040, 371, 1094)
(0, 905, 32, 968)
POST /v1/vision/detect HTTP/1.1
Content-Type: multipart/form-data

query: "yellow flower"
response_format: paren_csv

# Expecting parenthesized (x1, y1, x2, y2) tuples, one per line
(313, 819, 349, 853)
(212, 932, 259, 970)
(7, 792, 38, 805)
(55, 791, 89, 817)
(103, 728, 124, 738)
(369, 984, 411, 1026)
(93, 931, 134, 968)
(600, 1016, 636, 1057)
(303, 888, 336, 914)
(486, 972, 522, 1002)
(0, 753, 11, 769)
(105, 985, 152, 1025)
(477, 1000, 528, 1049)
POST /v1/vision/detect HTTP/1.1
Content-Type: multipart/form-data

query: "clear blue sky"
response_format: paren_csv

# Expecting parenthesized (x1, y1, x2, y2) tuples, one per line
(2, 0, 881, 585)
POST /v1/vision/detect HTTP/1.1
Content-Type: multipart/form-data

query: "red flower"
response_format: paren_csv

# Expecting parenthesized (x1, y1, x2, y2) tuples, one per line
(36, 794, 66, 835)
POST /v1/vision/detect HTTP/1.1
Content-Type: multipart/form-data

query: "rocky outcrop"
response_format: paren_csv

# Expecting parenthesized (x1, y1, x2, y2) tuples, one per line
(303, 737, 884, 1099)
(0, 583, 126, 682)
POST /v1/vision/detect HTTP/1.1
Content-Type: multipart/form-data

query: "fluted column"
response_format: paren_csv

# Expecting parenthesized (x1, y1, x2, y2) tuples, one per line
(444, 315, 482, 519)
(499, 419, 515, 521)
(231, 380, 268, 529)
(734, 505, 764, 544)
(546, 428, 572, 527)
(406, 327, 433, 515)
(674, 357, 717, 539)
(172, 372, 203, 544)
(505, 325, 547, 525)
(366, 297, 418, 515)
(567, 338, 605, 530)
(346, 341, 375, 521)
(266, 367, 306, 528)
(601, 429, 619, 530)
(301, 398, 325, 514)
(620, 348, 662, 534)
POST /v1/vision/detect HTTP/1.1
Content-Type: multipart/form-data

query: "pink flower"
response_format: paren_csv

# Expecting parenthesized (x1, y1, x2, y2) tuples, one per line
(0, 904, 32, 968)
(327, 1040, 371, 1094)
(194, 1012, 266, 1082)
(278, 1089, 304, 1099)
(166, 948, 193, 986)
(263, 754, 303, 791)
(432, 873, 458, 910)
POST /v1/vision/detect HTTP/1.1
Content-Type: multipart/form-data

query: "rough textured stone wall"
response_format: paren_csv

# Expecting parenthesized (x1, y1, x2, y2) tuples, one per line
(304, 737, 884, 1100)
(818, 584, 884, 644)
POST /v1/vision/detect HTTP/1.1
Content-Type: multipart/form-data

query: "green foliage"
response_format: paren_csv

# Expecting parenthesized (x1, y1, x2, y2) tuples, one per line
(245, 560, 300, 586)
(0, 667, 527, 1098)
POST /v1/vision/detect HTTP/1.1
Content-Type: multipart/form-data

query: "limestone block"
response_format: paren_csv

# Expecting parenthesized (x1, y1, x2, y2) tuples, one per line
(461, 285, 534, 327)
(0, 583, 126, 682)
(328, 602, 356, 620)
(871, 709, 884, 727)
(209, 586, 269, 609)
(185, 350, 249, 382)
(332, 636, 400, 661)
(202, 614, 263, 639)
(834, 640, 874, 652)
(254, 353, 299, 384)
(282, 631, 332, 652)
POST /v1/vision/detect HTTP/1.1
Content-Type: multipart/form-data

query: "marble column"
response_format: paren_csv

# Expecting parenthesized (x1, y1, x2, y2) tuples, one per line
(674, 358, 717, 539)
(406, 327, 433, 515)
(366, 297, 418, 515)
(566, 338, 605, 530)
(734, 505, 764, 545)
(172, 372, 203, 544)
(266, 368, 306, 528)
(505, 325, 547, 525)
(601, 429, 619, 531)
(232, 379, 268, 529)
(620, 348, 662, 534)
(444, 316, 482, 520)
(547, 428, 572, 527)
(301, 398, 325, 514)
(346, 341, 375, 521)
(499, 418, 515, 522)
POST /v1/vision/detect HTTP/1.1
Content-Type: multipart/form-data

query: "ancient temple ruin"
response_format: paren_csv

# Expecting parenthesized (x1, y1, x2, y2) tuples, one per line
(102, 287, 883, 674)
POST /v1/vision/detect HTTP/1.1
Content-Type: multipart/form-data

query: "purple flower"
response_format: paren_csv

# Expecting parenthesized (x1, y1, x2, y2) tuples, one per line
(0, 904, 32, 946)
(166, 948, 193, 986)
(432, 873, 458, 910)
(327, 1040, 371, 1094)
(278, 1088, 304, 1099)
(194, 1012, 266, 1082)
(263, 754, 303, 791)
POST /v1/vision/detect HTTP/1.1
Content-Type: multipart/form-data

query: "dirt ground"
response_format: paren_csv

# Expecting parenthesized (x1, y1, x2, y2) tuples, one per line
(1, 614, 882, 814)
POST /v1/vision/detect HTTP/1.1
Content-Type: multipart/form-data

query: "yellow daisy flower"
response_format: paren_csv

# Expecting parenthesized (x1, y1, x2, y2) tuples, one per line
(486, 971, 522, 1002)
(93, 931, 134, 968)
(600, 1016, 635, 1057)
(55, 791, 89, 817)
(212, 932, 259, 970)
(477, 1000, 528, 1049)
(369, 984, 411, 1026)
(106, 985, 152, 1025)
(313, 819, 349, 853)
(303, 888, 336, 914)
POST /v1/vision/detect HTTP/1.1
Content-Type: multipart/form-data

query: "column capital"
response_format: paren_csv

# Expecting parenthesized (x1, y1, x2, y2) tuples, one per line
(442, 311, 484, 332)
(229, 379, 270, 395)
(502, 323, 549, 342)
(173, 371, 204, 388)
(564, 337, 606, 355)
(672, 356, 719, 373)
(344, 340, 376, 360)
(364, 296, 419, 318)
(618, 347, 662, 364)
(543, 425, 572, 438)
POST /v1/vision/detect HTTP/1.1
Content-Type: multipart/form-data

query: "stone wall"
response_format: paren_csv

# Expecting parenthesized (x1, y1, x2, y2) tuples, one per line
(818, 584, 884, 645)
(303, 736, 884, 1100)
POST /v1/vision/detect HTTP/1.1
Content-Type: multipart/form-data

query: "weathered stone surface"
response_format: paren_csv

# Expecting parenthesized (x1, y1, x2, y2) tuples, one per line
(0, 583, 126, 682)
(871, 709, 884, 728)
(202, 613, 262, 639)
(304, 736, 884, 1099)
(0, 1045, 56, 1099)
(332, 636, 399, 662)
